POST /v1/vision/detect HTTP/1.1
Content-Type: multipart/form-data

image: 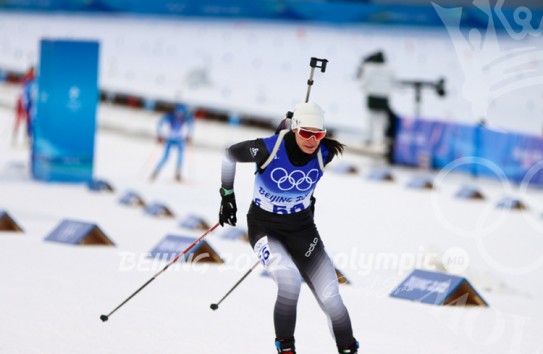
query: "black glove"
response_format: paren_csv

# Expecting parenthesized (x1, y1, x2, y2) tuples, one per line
(219, 188, 237, 226)
(310, 195, 316, 215)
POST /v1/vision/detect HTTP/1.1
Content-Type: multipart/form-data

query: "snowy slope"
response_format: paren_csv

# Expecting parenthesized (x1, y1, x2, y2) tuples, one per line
(1, 98, 543, 353)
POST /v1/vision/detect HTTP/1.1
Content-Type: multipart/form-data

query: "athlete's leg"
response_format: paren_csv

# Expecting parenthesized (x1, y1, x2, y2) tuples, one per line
(254, 236, 302, 343)
(369, 109, 388, 147)
(150, 140, 173, 180)
(12, 97, 24, 144)
(287, 233, 356, 351)
(174, 140, 184, 180)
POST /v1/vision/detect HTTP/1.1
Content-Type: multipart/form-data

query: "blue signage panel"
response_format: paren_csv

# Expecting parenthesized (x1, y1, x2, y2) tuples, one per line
(45, 220, 96, 244)
(179, 214, 209, 230)
(220, 227, 247, 241)
(406, 175, 433, 189)
(496, 196, 525, 210)
(367, 168, 394, 181)
(148, 235, 203, 262)
(390, 269, 488, 306)
(144, 202, 174, 217)
(32, 39, 99, 182)
(87, 179, 114, 192)
(330, 162, 357, 175)
(391, 269, 464, 305)
(455, 185, 484, 200)
(118, 190, 145, 207)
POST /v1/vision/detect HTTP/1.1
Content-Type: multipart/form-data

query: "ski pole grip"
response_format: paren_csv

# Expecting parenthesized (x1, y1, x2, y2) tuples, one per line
(310, 57, 329, 73)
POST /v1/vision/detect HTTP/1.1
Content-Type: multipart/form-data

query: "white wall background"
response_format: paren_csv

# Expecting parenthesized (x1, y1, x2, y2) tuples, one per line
(1, 11, 542, 136)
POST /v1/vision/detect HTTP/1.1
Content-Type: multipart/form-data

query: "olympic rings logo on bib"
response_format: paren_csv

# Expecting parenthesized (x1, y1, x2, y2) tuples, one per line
(270, 168, 320, 191)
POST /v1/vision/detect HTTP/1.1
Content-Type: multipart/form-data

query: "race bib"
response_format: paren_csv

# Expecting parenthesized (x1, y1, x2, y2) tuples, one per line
(254, 236, 271, 268)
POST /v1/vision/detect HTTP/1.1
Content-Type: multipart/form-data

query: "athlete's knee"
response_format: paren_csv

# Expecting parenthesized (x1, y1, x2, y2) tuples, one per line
(314, 277, 343, 308)
(276, 276, 302, 301)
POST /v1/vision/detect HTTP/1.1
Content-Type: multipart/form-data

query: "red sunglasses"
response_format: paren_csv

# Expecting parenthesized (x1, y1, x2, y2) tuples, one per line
(297, 128, 327, 141)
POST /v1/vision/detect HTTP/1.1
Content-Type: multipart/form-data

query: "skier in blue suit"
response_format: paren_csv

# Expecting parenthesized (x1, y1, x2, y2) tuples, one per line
(149, 103, 194, 182)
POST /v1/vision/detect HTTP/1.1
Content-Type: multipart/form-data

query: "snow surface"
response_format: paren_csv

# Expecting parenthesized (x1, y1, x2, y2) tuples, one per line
(1, 82, 543, 353)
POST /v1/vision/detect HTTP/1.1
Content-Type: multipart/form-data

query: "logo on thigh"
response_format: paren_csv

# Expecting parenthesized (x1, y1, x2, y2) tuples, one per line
(254, 236, 271, 268)
(305, 237, 319, 258)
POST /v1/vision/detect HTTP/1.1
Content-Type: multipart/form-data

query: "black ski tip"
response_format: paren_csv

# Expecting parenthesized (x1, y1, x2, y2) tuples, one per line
(100, 314, 109, 322)
(210, 304, 219, 311)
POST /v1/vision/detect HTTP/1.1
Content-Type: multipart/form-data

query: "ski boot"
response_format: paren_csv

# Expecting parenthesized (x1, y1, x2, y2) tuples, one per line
(275, 337, 295, 354)
(337, 338, 359, 354)
(148, 170, 158, 182)
(175, 171, 182, 182)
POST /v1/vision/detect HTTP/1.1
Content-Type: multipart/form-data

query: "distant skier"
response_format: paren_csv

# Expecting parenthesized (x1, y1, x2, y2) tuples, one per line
(12, 66, 36, 145)
(149, 103, 194, 182)
(218, 102, 359, 354)
(12, 96, 26, 146)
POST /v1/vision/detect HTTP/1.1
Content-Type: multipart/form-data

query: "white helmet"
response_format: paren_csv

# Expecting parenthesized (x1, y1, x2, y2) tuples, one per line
(290, 102, 325, 131)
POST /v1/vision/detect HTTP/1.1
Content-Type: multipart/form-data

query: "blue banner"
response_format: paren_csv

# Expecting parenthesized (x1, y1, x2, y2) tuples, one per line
(394, 117, 543, 187)
(1, 1, 540, 30)
(433, 123, 475, 171)
(31, 39, 99, 182)
(393, 117, 449, 168)
(478, 129, 543, 185)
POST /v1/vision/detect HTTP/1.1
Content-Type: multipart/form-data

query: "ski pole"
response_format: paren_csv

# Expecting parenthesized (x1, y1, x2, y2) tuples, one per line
(100, 222, 220, 322)
(138, 142, 162, 178)
(304, 57, 328, 103)
(276, 57, 329, 133)
(210, 260, 260, 311)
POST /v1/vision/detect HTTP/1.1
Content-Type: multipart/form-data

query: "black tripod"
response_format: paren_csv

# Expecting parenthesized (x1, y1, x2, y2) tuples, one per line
(398, 77, 446, 118)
